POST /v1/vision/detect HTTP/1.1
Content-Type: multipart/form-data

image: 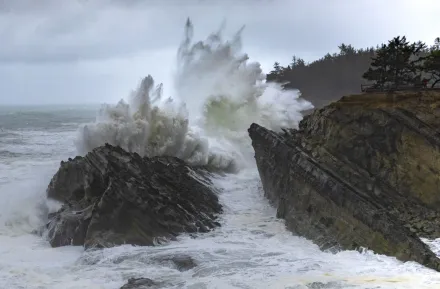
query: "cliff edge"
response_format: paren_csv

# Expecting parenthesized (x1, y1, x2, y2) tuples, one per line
(248, 91, 440, 271)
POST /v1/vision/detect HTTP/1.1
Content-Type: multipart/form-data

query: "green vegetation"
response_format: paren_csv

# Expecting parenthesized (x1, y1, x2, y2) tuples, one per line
(267, 37, 440, 108)
(423, 38, 440, 88)
(362, 36, 426, 88)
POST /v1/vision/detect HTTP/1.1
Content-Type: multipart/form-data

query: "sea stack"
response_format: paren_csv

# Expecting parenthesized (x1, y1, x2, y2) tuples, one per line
(45, 143, 222, 249)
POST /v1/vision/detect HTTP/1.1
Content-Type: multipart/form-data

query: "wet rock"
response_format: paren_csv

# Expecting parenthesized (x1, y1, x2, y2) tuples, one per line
(249, 91, 440, 272)
(306, 282, 350, 289)
(45, 143, 222, 248)
(120, 278, 157, 289)
(153, 254, 198, 271)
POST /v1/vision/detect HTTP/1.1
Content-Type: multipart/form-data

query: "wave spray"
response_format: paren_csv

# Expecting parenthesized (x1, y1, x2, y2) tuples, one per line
(75, 18, 313, 172)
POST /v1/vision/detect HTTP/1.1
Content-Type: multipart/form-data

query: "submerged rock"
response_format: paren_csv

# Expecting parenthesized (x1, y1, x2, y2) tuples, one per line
(248, 91, 440, 271)
(152, 254, 198, 272)
(120, 278, 158, 289)
(45, 143, 222, 248)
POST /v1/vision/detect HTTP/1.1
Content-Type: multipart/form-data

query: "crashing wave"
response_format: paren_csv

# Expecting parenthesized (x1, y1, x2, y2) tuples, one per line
(75, 18, 313, 172)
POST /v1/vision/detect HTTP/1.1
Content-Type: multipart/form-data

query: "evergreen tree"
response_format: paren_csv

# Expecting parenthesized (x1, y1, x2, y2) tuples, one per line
(273, 62, 281, 73)
(362, 43, 388, 88)
(363, 36, 426, 88)
(266, 62, 283, 82)
(291, 56, 298, 67)
(423, 49, 440, 88)
(428, 37, 440, 52)
(289, 56, 306, 68)
(265, 43, 375, 107)
(338, 43, 356, 55)
(296, 58, 306, 67)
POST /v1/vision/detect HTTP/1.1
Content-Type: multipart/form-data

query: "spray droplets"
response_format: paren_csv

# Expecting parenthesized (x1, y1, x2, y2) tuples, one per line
(75, 19, 313, 172)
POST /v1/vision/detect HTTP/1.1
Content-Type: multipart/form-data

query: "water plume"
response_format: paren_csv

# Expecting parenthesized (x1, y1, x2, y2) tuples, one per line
(75, 18, 313, 172)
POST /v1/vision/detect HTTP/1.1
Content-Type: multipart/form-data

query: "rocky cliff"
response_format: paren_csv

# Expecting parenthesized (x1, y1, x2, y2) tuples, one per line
(248, 91, 440, 271)
(45, 143, 222, 248)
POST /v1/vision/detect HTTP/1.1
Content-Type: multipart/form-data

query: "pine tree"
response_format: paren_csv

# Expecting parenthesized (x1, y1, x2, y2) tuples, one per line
(290, 56, 306, 68)
(424, 49, 440, 88)
(273, 62, 281, 73)
(291, 56, 298, 67)
(363, 36, 426, 88)
(266, 62, 283, 82)
(338, 43, 356, 55)
(362, 43, 389, 88)
(296, 58, 306, 67)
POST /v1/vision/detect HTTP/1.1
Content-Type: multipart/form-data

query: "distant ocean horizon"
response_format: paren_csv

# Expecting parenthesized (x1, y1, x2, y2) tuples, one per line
(0, 102, 102, 109)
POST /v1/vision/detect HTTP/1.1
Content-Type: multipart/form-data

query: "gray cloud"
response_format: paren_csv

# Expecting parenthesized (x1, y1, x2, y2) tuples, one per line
(0, 0, 439, 104)
(3, 0, 438, 64)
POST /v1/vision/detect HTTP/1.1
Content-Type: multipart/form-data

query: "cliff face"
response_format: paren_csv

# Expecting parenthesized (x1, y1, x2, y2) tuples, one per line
(248, 91, 440, 271)
(45, 144, 222, 249)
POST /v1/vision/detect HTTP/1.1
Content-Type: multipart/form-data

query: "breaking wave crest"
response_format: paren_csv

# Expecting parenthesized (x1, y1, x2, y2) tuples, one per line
(75, 19, 313, 172)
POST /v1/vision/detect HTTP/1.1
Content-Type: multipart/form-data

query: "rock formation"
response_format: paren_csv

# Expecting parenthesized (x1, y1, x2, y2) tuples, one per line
(120, 278, 159, 289)
(45, 143, 222, 249)
(249, 91, 440, 271)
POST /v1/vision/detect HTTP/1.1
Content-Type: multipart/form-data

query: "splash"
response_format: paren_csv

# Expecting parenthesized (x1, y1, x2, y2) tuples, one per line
(75, 18, 313, 172)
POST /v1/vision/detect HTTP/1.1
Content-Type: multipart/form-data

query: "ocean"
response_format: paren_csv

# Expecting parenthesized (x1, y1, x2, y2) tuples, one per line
(1, 20, 440, 289)
(2, 106, 440, 289)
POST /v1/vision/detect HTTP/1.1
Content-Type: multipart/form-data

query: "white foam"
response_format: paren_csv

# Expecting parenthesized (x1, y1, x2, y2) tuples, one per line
(1, 170, 440, 289)
(0, 129, 76, 236)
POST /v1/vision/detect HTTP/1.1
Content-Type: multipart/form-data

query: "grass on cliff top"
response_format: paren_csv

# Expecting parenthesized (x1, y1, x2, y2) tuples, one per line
(329, 90, 440, 109)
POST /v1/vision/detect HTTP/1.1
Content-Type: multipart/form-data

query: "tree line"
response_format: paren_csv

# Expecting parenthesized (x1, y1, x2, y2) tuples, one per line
(267, 37, 440, 108)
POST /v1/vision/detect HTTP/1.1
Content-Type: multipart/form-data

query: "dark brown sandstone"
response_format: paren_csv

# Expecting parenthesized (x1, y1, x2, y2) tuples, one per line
(249, 91, 440, 271)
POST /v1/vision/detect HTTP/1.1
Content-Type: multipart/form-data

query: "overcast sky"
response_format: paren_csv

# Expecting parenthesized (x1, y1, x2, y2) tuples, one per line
(1, 0, 439, 105)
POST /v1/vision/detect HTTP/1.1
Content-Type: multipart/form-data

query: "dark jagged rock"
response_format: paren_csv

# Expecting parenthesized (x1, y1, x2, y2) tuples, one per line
(248, 91, 440, 271)
(152, 254, 197, 272)
(120, 278, 158, 289)
(45, 143, 222, 249)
